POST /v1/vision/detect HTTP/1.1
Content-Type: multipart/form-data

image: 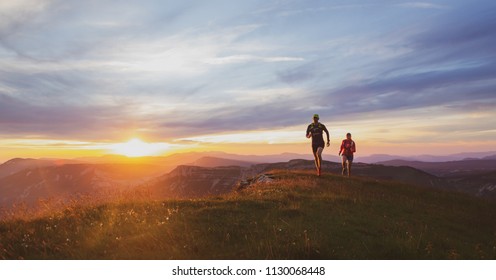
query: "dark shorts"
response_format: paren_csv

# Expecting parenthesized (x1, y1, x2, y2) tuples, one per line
(342, 154, 354, 162)
(312, 144, 324, 154)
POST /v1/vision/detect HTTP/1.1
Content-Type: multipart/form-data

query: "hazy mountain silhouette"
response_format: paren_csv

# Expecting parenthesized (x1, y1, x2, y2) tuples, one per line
(72, 152, 314, 172)
(377, 159, 496, 176)
(0, 158, 82, 179)
(0, 163, 164, 208)
(188, 156, 255, 168)
(359, 151, 496, 163)
(483, 154, 496, 160)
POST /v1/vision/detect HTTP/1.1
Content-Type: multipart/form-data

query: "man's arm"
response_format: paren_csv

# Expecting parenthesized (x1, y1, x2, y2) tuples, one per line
(306, 125, 312, 138)
(323, 125, 330, 143)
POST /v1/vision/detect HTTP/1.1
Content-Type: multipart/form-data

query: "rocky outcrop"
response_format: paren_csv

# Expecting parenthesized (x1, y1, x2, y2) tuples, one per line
(235, 173, 275, 191)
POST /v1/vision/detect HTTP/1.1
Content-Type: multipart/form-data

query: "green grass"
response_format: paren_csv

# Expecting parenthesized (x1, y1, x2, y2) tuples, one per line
(1, 170, 495, 259)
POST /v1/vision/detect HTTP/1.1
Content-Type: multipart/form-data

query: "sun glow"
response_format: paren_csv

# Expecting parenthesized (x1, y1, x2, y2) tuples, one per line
(109, 138, 170, 157)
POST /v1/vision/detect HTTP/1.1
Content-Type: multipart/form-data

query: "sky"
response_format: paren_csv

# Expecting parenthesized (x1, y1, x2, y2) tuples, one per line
(0, 0, 495, 161)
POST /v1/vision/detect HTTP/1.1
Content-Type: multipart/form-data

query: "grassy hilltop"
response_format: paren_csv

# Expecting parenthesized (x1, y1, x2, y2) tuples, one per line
(1, 170, 495, 260)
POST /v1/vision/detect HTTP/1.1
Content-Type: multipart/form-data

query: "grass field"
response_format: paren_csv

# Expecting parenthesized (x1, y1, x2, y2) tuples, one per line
(1, 170, 495, 259)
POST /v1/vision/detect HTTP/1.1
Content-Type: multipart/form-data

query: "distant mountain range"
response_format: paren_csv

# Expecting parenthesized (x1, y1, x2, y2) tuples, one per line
(188, 156, 254, 168)
(376, 159, 496, 176)
(71, 152, 315, 172)
(2, 151, 496, 167)
(357, 151, 496, 163)
(1, 153, 495, 210)
(0, 158, 82, 179)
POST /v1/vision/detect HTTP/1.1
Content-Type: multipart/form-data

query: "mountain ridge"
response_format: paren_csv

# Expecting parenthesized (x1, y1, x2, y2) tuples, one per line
(4, 150, 496, 167)
(0, 163, 166, 208)
(358, 151, 496, 163)
(377, 159, 496, 176)
(188, 156, 255, 167)
(1, 157, 495, 210)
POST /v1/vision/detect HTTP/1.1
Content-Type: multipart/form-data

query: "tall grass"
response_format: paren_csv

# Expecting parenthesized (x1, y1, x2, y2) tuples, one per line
(1, 170, 495, 259)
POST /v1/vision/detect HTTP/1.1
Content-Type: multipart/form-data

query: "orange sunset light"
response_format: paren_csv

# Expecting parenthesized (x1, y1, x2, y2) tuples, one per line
(108, 138, 171, 157)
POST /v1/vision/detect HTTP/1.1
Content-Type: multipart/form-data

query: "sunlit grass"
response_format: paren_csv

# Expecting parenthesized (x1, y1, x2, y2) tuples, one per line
(1, 170, 495, 259)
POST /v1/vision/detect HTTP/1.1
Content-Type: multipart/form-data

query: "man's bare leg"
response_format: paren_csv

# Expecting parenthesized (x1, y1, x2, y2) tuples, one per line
(313, 151, 320, 174)
(316, 147, 323, 176)
(341, 156, 347, 176)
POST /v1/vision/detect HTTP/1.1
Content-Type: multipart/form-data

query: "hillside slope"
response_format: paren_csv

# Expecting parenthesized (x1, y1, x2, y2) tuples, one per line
(447, 171, 496, 199)
(0, 164, 165, 208)
(1, 170, 495, 260)
(149, 165, 244, 198)
(0, 158, 81, 179)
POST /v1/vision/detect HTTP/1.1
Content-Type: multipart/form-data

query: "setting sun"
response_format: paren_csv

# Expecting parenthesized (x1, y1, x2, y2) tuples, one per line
(108, 138, 170, 157)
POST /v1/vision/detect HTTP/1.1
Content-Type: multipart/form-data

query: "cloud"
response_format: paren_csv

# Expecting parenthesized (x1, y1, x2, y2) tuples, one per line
(152, 96, 312, 138)
(0, 92, 141, 140)
(205, 55, 303, 65)
(179, 129, 305, 145)
(397, 2, 449, 9)
(390, 2, 496, 69)
(0, 1, 53, 34)
(317, 63, 496, 120)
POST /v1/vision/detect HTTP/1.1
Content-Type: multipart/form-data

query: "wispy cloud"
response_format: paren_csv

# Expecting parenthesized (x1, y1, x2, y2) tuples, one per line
(397, 2, 450, 9)
(179, 129, 305, 145)
(205, 55, 304, 65)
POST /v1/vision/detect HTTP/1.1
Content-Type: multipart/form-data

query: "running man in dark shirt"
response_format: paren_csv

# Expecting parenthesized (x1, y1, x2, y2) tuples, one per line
(306, 114, 330, 176)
